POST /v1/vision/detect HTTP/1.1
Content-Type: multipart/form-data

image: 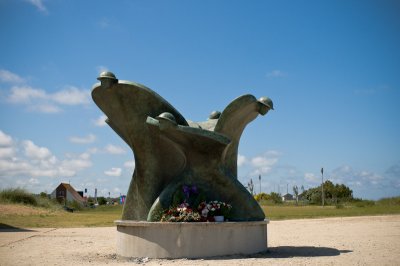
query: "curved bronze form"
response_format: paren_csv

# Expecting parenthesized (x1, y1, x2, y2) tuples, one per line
(92, 72, 274, 221)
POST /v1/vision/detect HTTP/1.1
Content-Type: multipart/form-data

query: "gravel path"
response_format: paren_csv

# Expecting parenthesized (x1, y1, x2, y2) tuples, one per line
(1, 215, 399, 265)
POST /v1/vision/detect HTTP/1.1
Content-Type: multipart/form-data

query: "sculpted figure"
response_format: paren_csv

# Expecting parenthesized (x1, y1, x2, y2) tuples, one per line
(92, 72, 274, 221)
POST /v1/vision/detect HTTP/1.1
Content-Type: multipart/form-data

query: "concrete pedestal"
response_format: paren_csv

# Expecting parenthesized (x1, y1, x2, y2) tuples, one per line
(115, 220, 269, 258)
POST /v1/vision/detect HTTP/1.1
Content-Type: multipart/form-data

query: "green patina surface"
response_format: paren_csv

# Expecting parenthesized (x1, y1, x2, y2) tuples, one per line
(92, 72, 273, 221)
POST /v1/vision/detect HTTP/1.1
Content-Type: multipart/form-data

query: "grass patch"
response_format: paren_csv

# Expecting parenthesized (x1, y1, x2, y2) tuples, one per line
(1, 190, 400, 228)
(0, 204, 123, 228)
(263, 200, 400, 220)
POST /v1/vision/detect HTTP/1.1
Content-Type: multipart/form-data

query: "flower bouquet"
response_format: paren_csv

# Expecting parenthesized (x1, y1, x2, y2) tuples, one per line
(198, 201, 232, 221)
(160, 202, 201, 222)
(160, 184, 232, 222)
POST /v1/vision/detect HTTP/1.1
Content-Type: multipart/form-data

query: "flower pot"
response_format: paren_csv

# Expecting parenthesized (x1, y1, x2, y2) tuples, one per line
(214, 216, 224, 222)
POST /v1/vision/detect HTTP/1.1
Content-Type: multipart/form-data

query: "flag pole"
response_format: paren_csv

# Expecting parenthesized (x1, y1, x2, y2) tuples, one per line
(321, 167, 325, 207)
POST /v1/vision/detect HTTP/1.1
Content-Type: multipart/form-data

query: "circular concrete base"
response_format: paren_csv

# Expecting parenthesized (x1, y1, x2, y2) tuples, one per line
(115, 220, 269, 258)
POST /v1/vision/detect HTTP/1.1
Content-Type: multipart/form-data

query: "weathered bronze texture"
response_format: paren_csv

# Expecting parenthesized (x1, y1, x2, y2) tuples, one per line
(92, 72, 274, 221)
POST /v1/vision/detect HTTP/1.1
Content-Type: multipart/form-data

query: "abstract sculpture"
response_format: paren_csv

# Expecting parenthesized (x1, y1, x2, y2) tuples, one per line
(92, 72, 274, 222)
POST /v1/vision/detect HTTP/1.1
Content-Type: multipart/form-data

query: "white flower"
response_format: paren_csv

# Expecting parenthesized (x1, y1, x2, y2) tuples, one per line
(201, 208, 209, 217)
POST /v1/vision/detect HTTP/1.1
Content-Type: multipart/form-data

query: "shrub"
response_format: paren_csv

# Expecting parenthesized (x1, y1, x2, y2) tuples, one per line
(377, 196, 400, 206)
(354, 200, 375, 208)
(270, 192, 282, 204)
(97, 197, 108, 205)
(335, 203, 344, 209)
(0, 188, 37, 206)
(69, 200, 83, 211)
(39, 192, 48, 198)
(254, 193, 270, 202)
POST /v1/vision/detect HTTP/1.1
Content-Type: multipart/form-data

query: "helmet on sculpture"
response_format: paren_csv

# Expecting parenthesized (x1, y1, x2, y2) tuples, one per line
(97, 71, 117, 80)
(258, 97, 274, 110)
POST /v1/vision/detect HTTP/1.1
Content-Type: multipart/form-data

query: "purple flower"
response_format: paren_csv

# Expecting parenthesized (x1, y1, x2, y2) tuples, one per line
(183, 185, 190, 199)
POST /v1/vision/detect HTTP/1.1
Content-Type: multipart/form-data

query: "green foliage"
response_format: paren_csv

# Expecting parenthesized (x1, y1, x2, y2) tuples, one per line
(39, 192, 48, 198)
(353, 199, 375, 208)
(270, 192, 282, 204)
(377, 196, 400, 206)
(0, 188, 62, 211)
(300, 181, 353, 205)
(254, 192, 282, 204)
(0, 188, 38, 206)
(36, 197, 62, 210)
(171, 184, 206, 209)
(97, 197, 107, 205)
(69, 200, 83, 211)
(254, 192, 270, 202)
(335, 203, 344, 209)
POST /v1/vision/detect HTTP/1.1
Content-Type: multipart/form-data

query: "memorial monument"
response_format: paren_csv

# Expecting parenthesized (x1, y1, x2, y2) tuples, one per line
(92, 71, 274, 258)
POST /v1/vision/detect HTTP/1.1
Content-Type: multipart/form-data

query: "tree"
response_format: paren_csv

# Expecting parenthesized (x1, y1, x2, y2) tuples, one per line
(270, 192, 282, 204)
(39, 192, 48, 198)
(97, 197, 107, 205)
(247, 179, 254, 196)
(301, 181, 353, 204)
(293, 185, 299, 205)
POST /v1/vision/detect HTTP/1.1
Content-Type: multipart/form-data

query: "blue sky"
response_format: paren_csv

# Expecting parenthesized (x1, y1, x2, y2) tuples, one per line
(0, 0, 399, 199)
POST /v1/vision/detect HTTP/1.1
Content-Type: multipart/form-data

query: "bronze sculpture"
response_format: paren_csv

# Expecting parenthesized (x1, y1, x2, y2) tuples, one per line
(92, 71, 273, 221)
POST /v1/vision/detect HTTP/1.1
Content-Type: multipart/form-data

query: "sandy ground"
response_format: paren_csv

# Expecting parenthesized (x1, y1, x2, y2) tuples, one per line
(1, 215, 399, 266)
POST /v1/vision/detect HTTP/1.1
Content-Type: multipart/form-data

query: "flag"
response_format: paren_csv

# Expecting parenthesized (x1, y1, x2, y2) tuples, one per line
(321, 168, 324, 175)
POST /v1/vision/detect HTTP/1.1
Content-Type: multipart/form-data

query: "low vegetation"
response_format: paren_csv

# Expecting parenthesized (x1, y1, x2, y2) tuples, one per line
(0, 188, 61, 211)
(0, 188, 399, 228)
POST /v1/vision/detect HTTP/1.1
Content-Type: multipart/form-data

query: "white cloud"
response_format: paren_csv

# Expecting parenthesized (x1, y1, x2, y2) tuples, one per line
(28, 178, 39, 184)
(0, 131, 92, 181)
(51, 86, 90, 105)
(8, 86, 46, 103)
(8, 85, 90, 105)
(237, 154, 247, 167)
(96, 65, 109, 74)
(249, 151, 280, 176)
(59, 152, 92, 176)
(0, 130, 13, 146)
(69, 134, 96, 144)
(266, 70, 286, 78)
(25, 0, 47, 13)
(5, 76, 90, 113)
(124, 160, 135, 170)
(304, 172, 319, 183)
(250, 151, 279, 167)
(104, 167, 122, 177)
(94, 114, 108, 127)
(22, 140, 52, 160)
(0, 69, 25, 83)
(104, 144, 126, 155)
(0, 147, 15, 158)
(28, 103, 61, 113)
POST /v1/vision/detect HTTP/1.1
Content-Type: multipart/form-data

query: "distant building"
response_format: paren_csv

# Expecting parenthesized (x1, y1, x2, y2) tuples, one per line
(282, 193, 294, 202)
(50, 183, 86, 206)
